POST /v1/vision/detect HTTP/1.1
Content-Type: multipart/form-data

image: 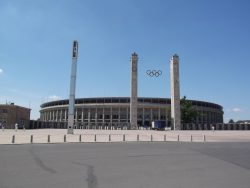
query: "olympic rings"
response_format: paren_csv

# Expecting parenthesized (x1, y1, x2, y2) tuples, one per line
(146, 70, 162, 77)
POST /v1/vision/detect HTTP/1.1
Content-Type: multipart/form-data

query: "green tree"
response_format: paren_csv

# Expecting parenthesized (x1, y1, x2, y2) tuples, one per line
(228, 119, 234, 123)
(181, 96, 198, 123)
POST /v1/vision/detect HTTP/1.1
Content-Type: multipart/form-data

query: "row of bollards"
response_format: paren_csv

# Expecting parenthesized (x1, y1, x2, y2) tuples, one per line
(10, 134, 207, 144)
(176, 134, 206, 142)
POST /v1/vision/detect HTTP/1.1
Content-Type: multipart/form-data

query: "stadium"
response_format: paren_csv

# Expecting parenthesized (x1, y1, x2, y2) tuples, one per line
(39, 97, 223, 128)
(38, 45, 224, 130)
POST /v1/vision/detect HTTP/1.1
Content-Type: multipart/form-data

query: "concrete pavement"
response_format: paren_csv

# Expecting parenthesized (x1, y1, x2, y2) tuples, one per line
(0, 142, 250, 188)
(1, 129, 250, 144)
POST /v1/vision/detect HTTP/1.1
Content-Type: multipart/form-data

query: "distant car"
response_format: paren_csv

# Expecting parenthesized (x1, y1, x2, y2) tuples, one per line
(151, 120, 166, 130)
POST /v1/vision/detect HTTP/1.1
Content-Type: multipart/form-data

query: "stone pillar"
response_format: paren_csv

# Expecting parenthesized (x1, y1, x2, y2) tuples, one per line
(110, 107, 113, 126)
(150, 109, 153, 121)
(64, 110, 67, 122)
(170, 54, 181, 130)
(166, 109, 169, 126)
(75, 110, 78, 123)
(55, 110, 58, 122)
(118, 107, 121, 124)
(95, 108, 98, 125)
(142, 108, 145, 126)
(49, 111, 52, 121)
(81, 108, 84, 122)
(130, 52, 138, 129)
(102, 108, 105, 123)
(52, 111, 55, 121)
(88, 110, 90, 126)
(126, 107, 129, 124)
(60, 110, 62, 122)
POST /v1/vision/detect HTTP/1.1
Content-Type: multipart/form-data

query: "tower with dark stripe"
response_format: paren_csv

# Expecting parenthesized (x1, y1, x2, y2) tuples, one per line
(67, 40, 78, 134)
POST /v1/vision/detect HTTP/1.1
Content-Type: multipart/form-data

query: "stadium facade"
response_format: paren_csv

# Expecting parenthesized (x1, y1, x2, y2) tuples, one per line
(40, 97, 223, 128)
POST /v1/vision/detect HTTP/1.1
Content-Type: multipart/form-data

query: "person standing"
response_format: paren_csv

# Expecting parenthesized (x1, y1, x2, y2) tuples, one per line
(15, 123, 18, 131)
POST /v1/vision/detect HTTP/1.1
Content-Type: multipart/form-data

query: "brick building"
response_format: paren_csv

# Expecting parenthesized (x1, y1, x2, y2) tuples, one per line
(0, 103, 31, 129)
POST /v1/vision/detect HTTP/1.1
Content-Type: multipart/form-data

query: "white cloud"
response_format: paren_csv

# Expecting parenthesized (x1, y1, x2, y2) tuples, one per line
(48, 95, 61, 101)
(232, 108, 242, 112)
(0, 68, 3, 75)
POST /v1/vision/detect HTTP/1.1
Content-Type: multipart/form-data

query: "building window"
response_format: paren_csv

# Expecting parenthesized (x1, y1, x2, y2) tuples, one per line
(2, 109, 7, 113)
(112, 114, 119, 119)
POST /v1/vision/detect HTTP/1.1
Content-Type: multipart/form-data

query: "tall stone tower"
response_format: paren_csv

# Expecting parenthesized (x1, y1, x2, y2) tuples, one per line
(130, 52, 138, 129)
(67, 40, 78, 134)
(170, 54, 181, 130)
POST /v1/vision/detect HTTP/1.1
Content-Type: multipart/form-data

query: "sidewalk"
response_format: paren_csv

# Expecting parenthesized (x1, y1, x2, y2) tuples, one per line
(1, 129, 250, 144)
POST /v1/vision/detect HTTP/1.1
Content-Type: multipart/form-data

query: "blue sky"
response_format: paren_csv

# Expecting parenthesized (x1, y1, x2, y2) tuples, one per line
(0, 0, 250, 122)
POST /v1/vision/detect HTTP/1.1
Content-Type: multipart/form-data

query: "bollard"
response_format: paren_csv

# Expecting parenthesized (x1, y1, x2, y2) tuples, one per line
(151, 135, 153, 142)
(94, 134, 97, 142)
(48, 135, 50, 143)
(64, 135, 66, 142)
(137, 134, 139, 141)
(30, 135, 33, 143)
(164, 134, 166, 142)
(177, 135, 179, 142)
(79, 134, 82, 142)
(203, 134, 206, 142)
(191, 135, 193, 142)
(123, 134, 125, 142)
(12, 135, 15, 144)
(109, 134, 111, 142)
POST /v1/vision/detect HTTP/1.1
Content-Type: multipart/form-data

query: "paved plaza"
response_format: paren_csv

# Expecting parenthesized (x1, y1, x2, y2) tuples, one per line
(0, 142, 250, 188)
(1, 129, 250, 144)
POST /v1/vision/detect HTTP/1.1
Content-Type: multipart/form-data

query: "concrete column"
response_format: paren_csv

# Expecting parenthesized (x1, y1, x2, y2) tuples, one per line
(52, 111, 55, 121)
(170, 54, 181, 130)
(150, 109, 153, 121)
(130, 52, 138, 129)
(126, 107, 129, 124)
(110, 107, 113, 126)
(88, 110, 90, 125)
(142, 108, 145, 126)
(118, 107, 121, 124)
(95, 108, 97, 125)
(102, 108, 105, 123)
(166, 109, 169, 126)
(55, 110, 58, 121)
(65, 110, 67, 122)
(75, 110, 78, 123)
(59, 110, 62, 122)
(49, 111, 52, 121)
(81, 108, 84, 122)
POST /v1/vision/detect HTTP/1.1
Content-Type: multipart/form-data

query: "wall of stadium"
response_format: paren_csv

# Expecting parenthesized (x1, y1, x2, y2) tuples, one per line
(40, 97, 223, 127)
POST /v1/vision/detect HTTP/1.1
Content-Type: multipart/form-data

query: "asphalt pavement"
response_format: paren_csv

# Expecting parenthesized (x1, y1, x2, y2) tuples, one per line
(0, 142, 250, 188)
